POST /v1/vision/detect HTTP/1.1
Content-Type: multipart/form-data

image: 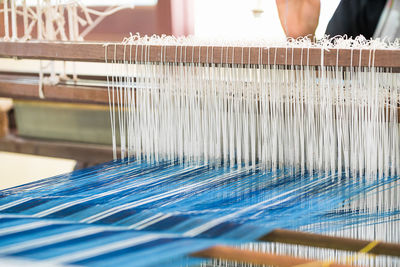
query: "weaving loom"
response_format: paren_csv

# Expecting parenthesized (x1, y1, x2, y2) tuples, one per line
(0, 2, 400, 267)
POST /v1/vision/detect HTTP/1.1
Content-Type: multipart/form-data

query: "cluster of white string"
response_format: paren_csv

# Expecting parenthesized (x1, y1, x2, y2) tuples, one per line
(1, 0, 134, 41)
(106, 35, 400, 180)
(121, 33, 400, 51)
(1, 0, 133, 99)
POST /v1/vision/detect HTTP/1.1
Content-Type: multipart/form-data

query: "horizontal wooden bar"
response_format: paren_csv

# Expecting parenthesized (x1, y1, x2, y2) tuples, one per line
(0, 73, 110, 104)
(0, 133, 116, 164)
(191, 245, 355, 267)
(260, 229, 400, 258)
(0, 73, 398, 122)
(0, 41, 399, 67)
(0, 82, 109, 104)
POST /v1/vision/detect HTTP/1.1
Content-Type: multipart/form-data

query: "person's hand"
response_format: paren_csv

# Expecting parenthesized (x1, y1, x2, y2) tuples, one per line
(276, 0, 320, 39)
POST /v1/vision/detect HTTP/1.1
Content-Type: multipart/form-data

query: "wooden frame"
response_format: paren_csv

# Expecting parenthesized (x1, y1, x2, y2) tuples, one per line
(0, 72, 109, 104)
(0, 132, 115, 164)
(0, 41, 399, 162)
(0, 41, 399, 67)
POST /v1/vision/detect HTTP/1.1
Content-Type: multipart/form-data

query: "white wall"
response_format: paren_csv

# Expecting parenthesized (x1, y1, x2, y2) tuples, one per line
(194, 0, 341, 40)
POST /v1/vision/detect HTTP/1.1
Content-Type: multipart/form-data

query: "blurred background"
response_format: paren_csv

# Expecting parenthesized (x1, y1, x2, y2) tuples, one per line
(0, 0, 340, 189)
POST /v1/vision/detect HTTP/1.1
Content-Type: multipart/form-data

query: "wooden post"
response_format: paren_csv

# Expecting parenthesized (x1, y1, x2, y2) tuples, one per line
(0, 98, 12, 138)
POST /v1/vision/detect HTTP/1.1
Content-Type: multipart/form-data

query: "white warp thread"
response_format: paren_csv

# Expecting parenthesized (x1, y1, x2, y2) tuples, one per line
(106, 35, 400, 180)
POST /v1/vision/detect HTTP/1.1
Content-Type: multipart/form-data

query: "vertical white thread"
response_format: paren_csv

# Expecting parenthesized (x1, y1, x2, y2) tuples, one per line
(23, 0, 28, 38)
(10, 0, 17, 40)
(37, 0, 43, 40)
(103, 35, 400, 182)
(3, 0, 9, 40)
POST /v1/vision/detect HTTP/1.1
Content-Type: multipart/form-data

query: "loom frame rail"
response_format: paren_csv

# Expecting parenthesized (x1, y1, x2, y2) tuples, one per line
(0, 41, 399, 67)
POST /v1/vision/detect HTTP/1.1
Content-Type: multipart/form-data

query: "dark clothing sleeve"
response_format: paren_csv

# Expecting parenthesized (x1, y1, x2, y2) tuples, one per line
(325, 0, 387, 39)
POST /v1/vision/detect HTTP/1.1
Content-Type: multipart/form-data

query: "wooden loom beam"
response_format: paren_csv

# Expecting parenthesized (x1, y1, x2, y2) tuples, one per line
(191, 229, 400, 266)
(192, 245, 356, 267)
(261, 229, 400, 257)
(0, 73, 399, 122)
(0, 41, 399, 67)
(0, 132, 116, 163)
(0, 75, 110, 104)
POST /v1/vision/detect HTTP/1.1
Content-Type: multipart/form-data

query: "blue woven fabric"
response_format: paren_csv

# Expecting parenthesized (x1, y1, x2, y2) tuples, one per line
(0, 159, 398, 266)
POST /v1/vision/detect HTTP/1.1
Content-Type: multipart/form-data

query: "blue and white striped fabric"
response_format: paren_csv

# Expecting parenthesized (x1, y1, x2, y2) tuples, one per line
(0, 159, 398, 266)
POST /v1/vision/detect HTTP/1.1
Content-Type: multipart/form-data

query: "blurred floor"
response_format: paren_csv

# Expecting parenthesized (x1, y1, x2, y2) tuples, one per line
(0, 152, 76, 190)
